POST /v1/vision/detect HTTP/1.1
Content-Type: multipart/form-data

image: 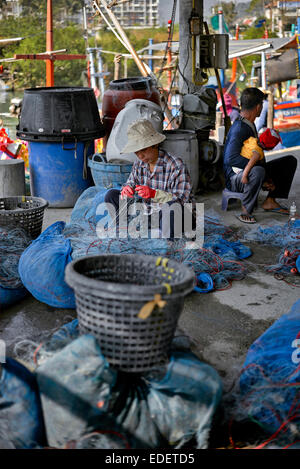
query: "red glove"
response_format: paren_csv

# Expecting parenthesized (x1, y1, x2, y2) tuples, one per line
(135, 185, 156, 199)
(121, 185, 135, 199)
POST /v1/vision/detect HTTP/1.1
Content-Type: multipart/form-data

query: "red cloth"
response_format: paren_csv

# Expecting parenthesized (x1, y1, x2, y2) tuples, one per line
(0, 128, 17, 158)
(259, 128, 282, 150)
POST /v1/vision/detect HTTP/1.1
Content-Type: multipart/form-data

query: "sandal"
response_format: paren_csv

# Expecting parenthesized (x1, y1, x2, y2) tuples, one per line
(236, 213, 257, 224)
(263, 207, 289, 215)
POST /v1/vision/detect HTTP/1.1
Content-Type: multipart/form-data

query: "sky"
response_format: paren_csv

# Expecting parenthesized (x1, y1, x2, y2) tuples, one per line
(158, 0, 245, 25)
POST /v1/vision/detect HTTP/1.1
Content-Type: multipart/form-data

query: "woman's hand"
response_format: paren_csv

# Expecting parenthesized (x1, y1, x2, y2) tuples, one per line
(120, 185, 135, 199)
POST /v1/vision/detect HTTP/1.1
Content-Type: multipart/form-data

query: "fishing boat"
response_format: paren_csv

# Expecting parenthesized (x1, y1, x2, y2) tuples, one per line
(273, 99, 300, 147)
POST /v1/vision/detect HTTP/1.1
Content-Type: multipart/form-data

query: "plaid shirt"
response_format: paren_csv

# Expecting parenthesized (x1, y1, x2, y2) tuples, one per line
(125, 149, 193, 204)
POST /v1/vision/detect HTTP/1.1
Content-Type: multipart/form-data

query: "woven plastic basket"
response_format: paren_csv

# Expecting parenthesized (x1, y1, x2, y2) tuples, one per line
(0, 196, 48, 239)
(88, 153, 132, 189)
(65, 254, 195, 373)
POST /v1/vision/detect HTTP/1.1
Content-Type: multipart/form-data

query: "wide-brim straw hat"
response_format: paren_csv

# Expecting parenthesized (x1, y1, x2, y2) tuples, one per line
(120, 118, 166, 154)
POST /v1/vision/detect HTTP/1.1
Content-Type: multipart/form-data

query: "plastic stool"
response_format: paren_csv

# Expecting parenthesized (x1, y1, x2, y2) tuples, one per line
(221, 188, 244, 211)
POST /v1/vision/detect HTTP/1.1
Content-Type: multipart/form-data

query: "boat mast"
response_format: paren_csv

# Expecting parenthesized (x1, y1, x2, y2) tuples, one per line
(46, 0, 54, 87)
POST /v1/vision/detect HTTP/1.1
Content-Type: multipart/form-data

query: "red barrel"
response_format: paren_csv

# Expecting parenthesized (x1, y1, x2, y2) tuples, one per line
(102, 77, 161, 148)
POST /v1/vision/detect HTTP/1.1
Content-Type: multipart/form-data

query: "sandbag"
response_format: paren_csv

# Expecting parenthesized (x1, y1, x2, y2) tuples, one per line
(0, 358, 47, 448)
(239, 298, 300, 436)
(18, 221, 76, 308)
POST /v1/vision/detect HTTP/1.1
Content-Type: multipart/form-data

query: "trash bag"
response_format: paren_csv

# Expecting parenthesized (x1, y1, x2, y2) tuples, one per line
(182, 88, 217, 130)
(35, 319, 80, 365)
(0, 358, 47, 448)
(114, 350, 223, 449)
(36, 328, 222, 449)
(18, 221, 76, 308)
(239, 298, 300, 436)
(36, 334, 126, 448)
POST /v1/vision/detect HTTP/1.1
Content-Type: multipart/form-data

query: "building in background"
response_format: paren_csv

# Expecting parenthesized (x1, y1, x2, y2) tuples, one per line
(0, 0, 22, 19)
(265, 0, 300, 36)
(113, 0, 159, 28)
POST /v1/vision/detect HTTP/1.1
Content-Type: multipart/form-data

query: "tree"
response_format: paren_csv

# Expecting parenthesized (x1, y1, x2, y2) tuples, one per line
(211, 1, 237, 30)
(221, 1, 238, 28)
(18, 0, 46, 18)
(19, 0, 84, 22)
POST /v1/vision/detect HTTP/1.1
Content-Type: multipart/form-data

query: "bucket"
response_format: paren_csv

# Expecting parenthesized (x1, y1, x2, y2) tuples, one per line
(102, 77, 161, 147)
(0, 160, 25, 197)
(88, 153, 132, 189)
(28, 141, 94, 208)
(65, 254, 195, 373)
(160, 130, 199, 194)
(17, 87, 105, 142)
(17, 87, 105, 208)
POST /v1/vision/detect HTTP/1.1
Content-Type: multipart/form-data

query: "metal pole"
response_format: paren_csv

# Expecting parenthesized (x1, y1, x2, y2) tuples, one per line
(261, 51, 266, 89)
(96, 48, 105, 97)
(167, 21, 172, 90)
(46, 0, 54, 87)
(179, 0, 203, 94)
(83, 6, 91, 87)
(87, 48, 97, 89)
(230, 24, 239, 82)
(94, 0, 148, 76)
(297, 18, 300, 98)
(124, 56, 128, 78)
(267, 92, 274, 128)
(218, 7, 225, 87)
(148, 38, 153, 72)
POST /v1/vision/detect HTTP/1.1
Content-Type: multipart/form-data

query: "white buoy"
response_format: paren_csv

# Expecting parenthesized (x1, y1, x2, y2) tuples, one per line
(0, 159, 26, 197)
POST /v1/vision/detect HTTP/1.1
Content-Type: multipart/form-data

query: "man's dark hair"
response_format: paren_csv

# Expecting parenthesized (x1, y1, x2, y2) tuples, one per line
(240, 88, 267, 111)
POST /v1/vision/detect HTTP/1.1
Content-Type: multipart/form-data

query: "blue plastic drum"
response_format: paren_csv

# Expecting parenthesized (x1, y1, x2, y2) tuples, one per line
(28, 141, 94, 208)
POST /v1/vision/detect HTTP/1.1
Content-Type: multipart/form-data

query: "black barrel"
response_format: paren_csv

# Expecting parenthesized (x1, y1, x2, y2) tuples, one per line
(17, 87, 105, 142)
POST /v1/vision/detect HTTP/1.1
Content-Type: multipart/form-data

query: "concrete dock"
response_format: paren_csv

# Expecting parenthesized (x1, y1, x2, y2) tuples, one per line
(1, 147, 300, 446)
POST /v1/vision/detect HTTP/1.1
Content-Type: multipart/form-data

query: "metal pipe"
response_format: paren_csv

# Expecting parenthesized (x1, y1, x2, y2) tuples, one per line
(148, 38, 153, 71)
(87, 48, 97, 89)
(96, 48, 105, 97)
(46, 0, 54, 87)
(261, 51, 266, 89)
(94, 0, 148, 76)
(218, 7, 225, 87)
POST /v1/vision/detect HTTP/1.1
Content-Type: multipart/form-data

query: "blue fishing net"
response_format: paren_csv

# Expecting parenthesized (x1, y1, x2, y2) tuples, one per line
(18, 222, 76, 309)
(17, 188, 251, 308)
(243, 220, 300, 248)
(0, 225, 32, 289)
(238, 298, 300, 444)
(63, 190, 251, 291)
(242, 220, 300, 279)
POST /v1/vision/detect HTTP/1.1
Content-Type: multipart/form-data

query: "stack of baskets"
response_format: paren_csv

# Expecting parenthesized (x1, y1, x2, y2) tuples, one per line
(0, 196, 48, 239)
(65, 254, 195, 373)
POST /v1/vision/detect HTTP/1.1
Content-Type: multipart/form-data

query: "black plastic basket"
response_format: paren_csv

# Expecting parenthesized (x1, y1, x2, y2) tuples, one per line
(0, 196, 48, 239)
(65, 254, 195, 373)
